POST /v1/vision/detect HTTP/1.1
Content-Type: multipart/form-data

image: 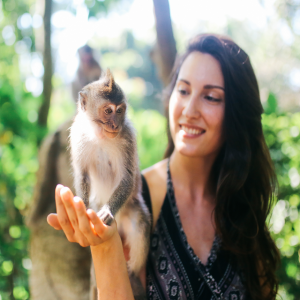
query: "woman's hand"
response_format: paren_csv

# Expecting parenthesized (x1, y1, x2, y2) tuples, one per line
(48, 185, 135, 300)
(47, 184, 117, 247)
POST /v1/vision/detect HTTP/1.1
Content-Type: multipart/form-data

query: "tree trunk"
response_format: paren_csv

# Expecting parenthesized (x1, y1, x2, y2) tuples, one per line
(152, 0, 177, 86)
(38, 0, 53, 128)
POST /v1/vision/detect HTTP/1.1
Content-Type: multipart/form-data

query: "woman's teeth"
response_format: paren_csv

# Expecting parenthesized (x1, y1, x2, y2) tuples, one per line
(181, 126, 204, 135)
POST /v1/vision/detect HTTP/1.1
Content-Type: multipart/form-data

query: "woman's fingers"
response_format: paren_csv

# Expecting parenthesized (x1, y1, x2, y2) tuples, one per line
(60, 187, 90, 247)
(55, 185, 76, 242)
(87, 209, 106, 236)
(53, 184, 116, 247)
(60, 187, 78, 229)
(47, 213, 62, 230)
(74, 197, 102, 246)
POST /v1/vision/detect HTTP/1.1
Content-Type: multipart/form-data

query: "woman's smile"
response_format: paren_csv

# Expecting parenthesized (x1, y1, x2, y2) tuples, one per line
(179, 124, 206, 138)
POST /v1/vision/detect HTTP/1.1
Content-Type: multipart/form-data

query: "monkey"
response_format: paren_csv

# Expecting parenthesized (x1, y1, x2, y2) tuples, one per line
(72, 45, 102, 103)
(69, 69, 150, 300)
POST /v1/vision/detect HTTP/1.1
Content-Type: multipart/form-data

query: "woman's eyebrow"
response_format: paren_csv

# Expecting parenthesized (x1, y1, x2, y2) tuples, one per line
(204, 84, 225, 91)
(177, 79, 190, 85)
(177, 80, 225, 91)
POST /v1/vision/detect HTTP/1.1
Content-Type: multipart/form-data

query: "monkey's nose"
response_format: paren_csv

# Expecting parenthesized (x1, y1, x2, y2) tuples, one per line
(111, 124, 119, 130)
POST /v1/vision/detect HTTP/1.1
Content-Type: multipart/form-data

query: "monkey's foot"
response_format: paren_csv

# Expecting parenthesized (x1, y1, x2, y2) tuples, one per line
(97, 206, 114, 226)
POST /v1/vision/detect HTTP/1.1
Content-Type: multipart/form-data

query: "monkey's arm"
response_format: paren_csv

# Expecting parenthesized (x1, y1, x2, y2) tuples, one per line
(111, 165, 135, 213)
(99, 128, 137, 225)
(99, 168, 134, 226)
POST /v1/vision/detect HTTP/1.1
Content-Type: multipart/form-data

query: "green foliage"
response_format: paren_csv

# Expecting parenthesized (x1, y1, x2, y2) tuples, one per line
(128, 108, 167, 170)
(263, 96, 300, 298)
(0, 79, 39, 299)
(0, 0, 40, 295)
(0, 87, 37, 299)
(264, 92, 278, 115)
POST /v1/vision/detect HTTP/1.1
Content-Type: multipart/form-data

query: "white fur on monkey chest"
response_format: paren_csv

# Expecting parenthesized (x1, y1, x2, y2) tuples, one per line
(88, 142, 124, 212)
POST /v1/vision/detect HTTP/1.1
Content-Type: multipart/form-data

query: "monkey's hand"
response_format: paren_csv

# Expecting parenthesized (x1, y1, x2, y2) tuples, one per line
(97, 205, 114, 226)
(47, 185, 118, 247)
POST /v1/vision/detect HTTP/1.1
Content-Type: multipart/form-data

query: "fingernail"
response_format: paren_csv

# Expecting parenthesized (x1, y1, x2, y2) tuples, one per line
(60, 187, 70, 199)
(74, 197, 81, 203)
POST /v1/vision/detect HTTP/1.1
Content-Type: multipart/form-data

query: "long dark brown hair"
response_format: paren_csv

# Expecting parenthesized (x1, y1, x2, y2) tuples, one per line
(164, 34, 280, 300)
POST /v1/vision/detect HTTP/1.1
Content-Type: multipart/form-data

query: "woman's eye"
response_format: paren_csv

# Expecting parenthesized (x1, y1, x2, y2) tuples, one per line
(178, 89, 188, 96)
(205, 95, 221, 102)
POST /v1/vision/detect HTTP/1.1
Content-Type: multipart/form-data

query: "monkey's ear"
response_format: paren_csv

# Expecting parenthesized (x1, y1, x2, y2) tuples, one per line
(79, 91, 88, 111)
(104, 68, 115, 92)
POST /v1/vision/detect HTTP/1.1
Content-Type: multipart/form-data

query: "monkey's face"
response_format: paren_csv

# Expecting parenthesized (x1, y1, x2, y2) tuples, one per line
(96, 101, 126, 138)
(79, 69, 127, 138)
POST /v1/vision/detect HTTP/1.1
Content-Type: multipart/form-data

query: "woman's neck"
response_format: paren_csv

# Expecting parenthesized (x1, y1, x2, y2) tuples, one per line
(169, 150, 217, 205)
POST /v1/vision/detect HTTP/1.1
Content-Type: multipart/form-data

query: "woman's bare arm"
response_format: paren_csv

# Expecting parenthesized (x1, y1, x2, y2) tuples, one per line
(47, 184, 134, 300)
(90, 232, 134, 300)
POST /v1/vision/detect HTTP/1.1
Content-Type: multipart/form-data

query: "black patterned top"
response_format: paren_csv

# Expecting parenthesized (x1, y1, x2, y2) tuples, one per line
(142, 164, 247, 300)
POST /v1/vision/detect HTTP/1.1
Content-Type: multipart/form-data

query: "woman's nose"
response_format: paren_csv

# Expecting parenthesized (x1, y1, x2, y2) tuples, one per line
(182, 95, 200, 119)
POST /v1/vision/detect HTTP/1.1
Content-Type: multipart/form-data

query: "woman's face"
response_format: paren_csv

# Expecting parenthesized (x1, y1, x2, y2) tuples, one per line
(169, 51, 225, 158)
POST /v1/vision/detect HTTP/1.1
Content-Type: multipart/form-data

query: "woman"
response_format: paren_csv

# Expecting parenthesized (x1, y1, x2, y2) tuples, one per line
(48, 34, 280, 300)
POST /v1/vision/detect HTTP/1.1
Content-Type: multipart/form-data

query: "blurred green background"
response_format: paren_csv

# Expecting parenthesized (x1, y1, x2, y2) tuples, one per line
(1, 0, 300, 299)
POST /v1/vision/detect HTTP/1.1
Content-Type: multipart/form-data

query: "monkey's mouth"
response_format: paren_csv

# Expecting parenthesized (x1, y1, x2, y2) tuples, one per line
(95, 119, 120, 138)
(103, 128, 120, 138)
(104, 128, 119, 133)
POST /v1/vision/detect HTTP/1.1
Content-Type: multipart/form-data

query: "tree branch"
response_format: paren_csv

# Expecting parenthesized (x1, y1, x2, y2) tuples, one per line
(152, 0, 177, 86)
(38, 0, 53, 128)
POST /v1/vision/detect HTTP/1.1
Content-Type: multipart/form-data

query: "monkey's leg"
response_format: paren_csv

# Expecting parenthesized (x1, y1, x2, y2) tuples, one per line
(126, 217, 150, 273)
(74, 170, 90, 206)
(119, 203, 150, 300)
(129, 274, 146, 300)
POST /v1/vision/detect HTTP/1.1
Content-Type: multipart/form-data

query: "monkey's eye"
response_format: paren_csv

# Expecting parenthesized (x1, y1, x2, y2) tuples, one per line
(105, 108, 113, 114)
(116, 108, 123, 114)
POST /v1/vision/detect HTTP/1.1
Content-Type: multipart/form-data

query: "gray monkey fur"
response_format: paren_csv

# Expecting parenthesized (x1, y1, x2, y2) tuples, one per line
(69, 69, 150, 299)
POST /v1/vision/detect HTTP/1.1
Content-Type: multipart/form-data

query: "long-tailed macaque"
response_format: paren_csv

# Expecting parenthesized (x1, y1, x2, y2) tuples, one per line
(72, 45, 102, 103)
(70, 69, 150, 299)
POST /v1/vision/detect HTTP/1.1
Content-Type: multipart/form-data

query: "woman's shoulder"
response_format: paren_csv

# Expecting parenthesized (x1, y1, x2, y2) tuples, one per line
(142, 159, 168, 230)
(142, 159, 168, 185)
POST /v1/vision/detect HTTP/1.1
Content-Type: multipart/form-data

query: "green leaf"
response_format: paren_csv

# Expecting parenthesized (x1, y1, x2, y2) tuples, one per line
(264, 92, 278, 114)
(9, 225, 21, 239)
(286, 263, 297, 278)
(13, 286, 29, 299)
(2, 261, 13, 275)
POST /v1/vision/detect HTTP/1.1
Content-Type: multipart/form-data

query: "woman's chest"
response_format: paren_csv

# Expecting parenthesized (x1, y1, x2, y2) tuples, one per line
(146, 202, 246, 300)
(176, 199, 216, 265)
